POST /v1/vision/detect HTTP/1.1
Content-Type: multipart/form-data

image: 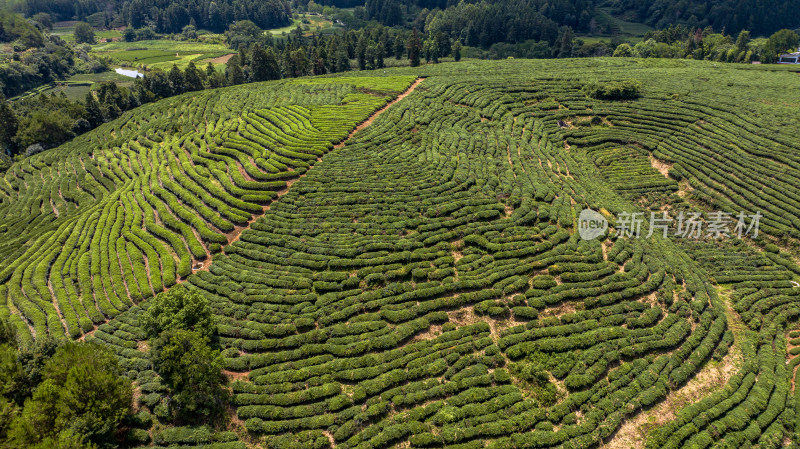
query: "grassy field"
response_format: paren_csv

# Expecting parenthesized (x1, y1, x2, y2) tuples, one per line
(49, 72, 135, 99)
(91, 38, 233, 70)
(46, 23, 234, 71)
(576, 8, 653, 44)
(3, 59, 800, 447)
(8, 71, 134, 101)
(51, 23, 124, 43)
(268, 13, 338, 35)
(596, 7, 654, 36)
(50, 18, 337, 74)
(575, 35, 620, 45)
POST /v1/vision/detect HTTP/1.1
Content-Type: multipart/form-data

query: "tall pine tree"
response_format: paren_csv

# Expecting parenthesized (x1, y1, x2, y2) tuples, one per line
(184, 61, 204, 91)
(336, 49, 350, 72)
(84, 92, 104, 127)
(356, 34, 368, 70)
(226, 55, 245, 85)
(169, 64, 186, 95)
(264, 47, 281, 80)
(407, 29, 422, 67)
(250, 44, 269, 82)
(0, 95, 18, 153)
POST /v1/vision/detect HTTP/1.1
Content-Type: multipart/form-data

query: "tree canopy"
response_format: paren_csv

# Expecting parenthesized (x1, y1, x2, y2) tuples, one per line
(0, 342, 132, 448)
(141, 285, 217, 342)
(73, 22, 95, 44)
(141, 286, 228, 423)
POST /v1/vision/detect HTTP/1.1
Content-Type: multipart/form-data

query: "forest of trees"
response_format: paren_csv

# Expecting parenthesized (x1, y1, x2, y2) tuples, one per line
(608, 0, 799, 37)
(123, 0, 292, 33)
(313, 0, 799, 39)
(16, 0, 337, 28)
(13, 0, 292, 32)
(9, 0, 800, 41)
(0, 12, 107, 99)
(619, 25, 800, 64)
(0, 287, 226, 448)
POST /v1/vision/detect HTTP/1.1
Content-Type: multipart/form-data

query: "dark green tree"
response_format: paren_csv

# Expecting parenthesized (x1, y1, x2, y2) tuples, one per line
(423, 35, 438, 63)
(453, 40, 462, 62)
(83, 92, 103, 127)
(313, 45, 327, 75)
(326, 38, 339, 73)
(376, 42, 385, 68)
(143, 70, 171, 98)
(356, 34, 368, 70)
(365, 42, 377, 69)
(8, 337, 59, 405)
(0, 316, 14, 345)
(289, 48, 311, 77)
(407, 28, 421, 67)
(184, 61, 203, 91)
(168, 64, 185, 95)
(142, 286, 228, 423)
(152, 329, 229, 423)
(96, 81, 129, 120)
(6, 342, 132, 448)
(181, 24, 198, 40)
(553, 26, 575, 58)
(225, 20, 263, 50)
(15, 110, 74, 149)
(208, 1, 223, 31)
(434, 32, 450, 59)
(205, 62, 223, 88)
(336, 48, 350, 72)
(394, 31, 405, 59)
(251, 44, 282, 81)
(31, 12, 53, 29)
(73, 22, 95, 44)
(0, 340, 21, 444)
(0, 95, 18, 153)
(141, 286, 216, 342)
(225, 54, 245, 85)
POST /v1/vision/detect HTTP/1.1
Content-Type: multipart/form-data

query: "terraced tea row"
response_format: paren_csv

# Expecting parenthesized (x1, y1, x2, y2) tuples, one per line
(92, 66, 757, 448)
(0, 75, 418, 341)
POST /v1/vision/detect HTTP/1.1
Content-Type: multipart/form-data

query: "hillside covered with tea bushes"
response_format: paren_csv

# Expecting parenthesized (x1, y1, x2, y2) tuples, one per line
(2, 58, 800, 447)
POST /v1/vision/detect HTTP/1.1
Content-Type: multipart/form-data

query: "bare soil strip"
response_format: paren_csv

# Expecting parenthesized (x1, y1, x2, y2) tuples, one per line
(205, 53, 235, 64)
(649, 154, 673, 178)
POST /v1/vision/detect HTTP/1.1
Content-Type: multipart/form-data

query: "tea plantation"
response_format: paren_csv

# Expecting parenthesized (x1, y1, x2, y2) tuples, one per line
(2, 58, 800, 448)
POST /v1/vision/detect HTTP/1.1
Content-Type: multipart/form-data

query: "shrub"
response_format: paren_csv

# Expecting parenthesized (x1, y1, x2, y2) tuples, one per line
(585, 80, 642, 101)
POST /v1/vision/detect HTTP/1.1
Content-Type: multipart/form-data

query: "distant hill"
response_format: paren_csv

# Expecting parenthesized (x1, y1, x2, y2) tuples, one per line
(13, 0, 292, 32)
(607, 0, 798, 36)
(321, 0, 797, 37)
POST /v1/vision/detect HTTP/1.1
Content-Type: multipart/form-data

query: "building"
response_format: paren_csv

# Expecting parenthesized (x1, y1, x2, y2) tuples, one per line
(778, 47, 800, 64)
